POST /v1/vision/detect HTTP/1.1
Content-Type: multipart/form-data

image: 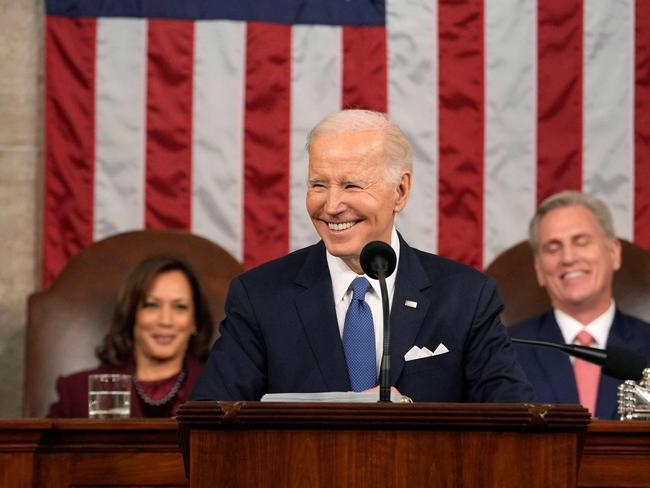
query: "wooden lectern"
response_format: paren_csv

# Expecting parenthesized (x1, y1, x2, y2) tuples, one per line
(177, 402, 590, 487)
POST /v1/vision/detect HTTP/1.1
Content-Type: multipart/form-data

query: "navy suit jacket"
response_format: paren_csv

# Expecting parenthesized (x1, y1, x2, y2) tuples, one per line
(191, 236, 533, 403)
(508, 310, 650, 419)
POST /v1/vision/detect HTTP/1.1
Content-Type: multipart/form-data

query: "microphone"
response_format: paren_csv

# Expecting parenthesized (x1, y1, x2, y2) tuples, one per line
(360, 240, 397, 280)
(360, 241, 397, 402)
(511, 337, 647, 381)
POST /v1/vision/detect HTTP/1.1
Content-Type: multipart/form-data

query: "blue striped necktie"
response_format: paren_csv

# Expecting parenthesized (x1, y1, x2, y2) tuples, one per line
(342, 276, 377, 391)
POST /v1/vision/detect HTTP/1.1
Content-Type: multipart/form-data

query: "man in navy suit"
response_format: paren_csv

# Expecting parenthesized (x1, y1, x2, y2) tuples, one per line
(191, 109, 533, 403)
(509, 190, 650, 419)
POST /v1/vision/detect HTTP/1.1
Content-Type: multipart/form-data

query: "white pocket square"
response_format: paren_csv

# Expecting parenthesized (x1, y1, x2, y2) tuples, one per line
(404, 344, 448, 362)
(432, 343, 449, 356)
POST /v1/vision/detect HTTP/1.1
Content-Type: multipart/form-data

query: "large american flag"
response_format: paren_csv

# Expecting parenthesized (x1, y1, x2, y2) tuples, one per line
(44, 0, 650, 287)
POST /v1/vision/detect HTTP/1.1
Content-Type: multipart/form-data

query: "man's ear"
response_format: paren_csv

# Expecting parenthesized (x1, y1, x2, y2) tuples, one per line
(610, 238, 622, 272)
(394, 172, 411, 213)
(534, 257, 546, 288)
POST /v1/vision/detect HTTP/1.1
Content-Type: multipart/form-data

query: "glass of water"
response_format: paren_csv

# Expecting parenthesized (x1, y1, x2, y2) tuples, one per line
(88, 374, 131, 419)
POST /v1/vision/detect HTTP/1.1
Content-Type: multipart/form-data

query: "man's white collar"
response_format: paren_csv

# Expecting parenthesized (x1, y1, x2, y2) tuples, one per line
(326, 227, 401, 302)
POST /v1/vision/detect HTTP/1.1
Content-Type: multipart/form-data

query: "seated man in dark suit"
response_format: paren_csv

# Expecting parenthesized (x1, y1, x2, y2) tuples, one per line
(509, 190, 650, 418)
(191, 109, 533, 403)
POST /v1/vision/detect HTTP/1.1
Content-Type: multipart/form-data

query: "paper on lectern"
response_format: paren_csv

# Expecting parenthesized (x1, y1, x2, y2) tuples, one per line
(260, 390, 404, 403)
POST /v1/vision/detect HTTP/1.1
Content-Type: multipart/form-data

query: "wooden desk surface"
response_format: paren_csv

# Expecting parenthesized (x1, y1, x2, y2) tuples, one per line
(580, 420, 650, 488)
(1, 418, 650, 487)
(0, 418, 187, 488)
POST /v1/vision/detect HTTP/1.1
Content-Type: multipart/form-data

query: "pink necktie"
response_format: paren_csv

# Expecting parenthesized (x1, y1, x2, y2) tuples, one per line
(573, 330, 601, 415)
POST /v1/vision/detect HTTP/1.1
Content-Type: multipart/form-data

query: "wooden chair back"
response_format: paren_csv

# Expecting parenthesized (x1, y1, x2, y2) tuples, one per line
(24, 229, 243, 417)
(485, 239, 650, 326)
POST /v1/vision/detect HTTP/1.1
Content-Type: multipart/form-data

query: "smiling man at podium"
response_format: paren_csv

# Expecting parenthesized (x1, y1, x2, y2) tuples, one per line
(191, 110, 533, 403)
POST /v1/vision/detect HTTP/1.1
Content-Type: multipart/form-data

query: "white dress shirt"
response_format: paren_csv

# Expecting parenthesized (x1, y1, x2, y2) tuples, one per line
(555, 301, 616, 362)
(326, 227, 400, 372)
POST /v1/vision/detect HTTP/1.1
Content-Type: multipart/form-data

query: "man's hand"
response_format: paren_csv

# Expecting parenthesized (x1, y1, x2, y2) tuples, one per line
(363, 385, 402, 395)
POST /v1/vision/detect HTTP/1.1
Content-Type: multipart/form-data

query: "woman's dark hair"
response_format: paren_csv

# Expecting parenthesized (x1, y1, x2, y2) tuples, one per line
(96, 254, 215, 367)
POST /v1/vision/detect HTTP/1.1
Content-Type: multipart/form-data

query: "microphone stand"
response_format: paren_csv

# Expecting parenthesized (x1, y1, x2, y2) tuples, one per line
(511, 337, 646, 381)
(511, 337, 607, 364)
(377, 265, 391, 403)
(360, 241, 397, 403)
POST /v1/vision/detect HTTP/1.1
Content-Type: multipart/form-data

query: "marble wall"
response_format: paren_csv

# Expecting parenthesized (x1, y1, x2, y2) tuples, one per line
(0, 0, 43, 416)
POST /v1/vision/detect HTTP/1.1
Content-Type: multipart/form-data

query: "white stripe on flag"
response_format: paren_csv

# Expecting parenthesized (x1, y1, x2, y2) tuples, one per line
(583, 0, 635, 240)
(289, 25, 341, 252)
(387, 0, 439, 254)
(192, 20, 246, 261)
(94, 18, 147, 240)
(484, 0, 537, 265)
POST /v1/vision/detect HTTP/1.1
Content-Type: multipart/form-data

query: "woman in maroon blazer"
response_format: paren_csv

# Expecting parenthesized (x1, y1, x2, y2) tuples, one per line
(48, 255, 214, 418)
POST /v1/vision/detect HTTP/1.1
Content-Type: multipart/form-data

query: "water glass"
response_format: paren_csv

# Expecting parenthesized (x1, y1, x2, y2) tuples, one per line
(88, 374, 131, 419)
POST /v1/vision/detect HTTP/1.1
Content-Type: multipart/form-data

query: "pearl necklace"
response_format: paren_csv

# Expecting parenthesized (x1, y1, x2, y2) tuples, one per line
(133, 369, 187, 407)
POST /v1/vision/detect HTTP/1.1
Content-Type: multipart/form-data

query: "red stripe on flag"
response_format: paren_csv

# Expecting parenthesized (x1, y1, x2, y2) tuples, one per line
(342, 26, 387, 111)
(243, 22, 291, 269)
(635, 0, 650, 249)
(437, 0, 484, 269)
(536, 0, 583, 202)
(145, 19, 194, 230)
(43, 16, 97, 287)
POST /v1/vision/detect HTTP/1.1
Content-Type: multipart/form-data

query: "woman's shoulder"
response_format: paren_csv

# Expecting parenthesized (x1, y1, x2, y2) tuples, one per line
(49, 364, 131, 418)
(185, 356, 205, 379)
(57, 363, 132, 390)
(58, 364, 112, 382)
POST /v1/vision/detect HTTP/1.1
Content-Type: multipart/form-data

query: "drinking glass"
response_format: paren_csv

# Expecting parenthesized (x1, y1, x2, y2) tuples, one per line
(88, 374, 131, 418)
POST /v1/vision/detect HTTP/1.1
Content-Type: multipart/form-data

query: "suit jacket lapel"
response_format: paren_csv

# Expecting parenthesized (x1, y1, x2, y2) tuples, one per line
(537, 313, 579, 403)
(293, 242, 351, 392)
(597, 309, 630, 419)
(389, 237, 431, 384)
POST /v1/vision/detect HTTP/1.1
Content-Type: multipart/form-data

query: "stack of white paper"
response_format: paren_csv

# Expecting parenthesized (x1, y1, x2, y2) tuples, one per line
(260, 391, 403, 403)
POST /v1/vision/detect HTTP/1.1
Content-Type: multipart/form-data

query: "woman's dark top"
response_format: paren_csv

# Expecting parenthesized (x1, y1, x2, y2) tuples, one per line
(47, 357, 205, 418)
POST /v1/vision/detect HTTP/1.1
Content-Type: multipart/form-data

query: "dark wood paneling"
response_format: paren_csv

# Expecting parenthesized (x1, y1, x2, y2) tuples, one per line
(0, 419, 187, 488)
(191, 429, 578, 487)
(580, 421, 650, 487)
(2, 412, 650, 487)
(178, 402, 590, 488)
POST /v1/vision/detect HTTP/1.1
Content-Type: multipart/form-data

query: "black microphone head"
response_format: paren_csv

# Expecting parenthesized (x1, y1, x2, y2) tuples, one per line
(603, 347, 647, 381)
(360, 241, 397, 279)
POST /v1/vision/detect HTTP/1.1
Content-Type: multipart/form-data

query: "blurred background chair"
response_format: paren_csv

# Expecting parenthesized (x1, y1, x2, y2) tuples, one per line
(24, 229, 243, 417)
(485, 239, 650, 326)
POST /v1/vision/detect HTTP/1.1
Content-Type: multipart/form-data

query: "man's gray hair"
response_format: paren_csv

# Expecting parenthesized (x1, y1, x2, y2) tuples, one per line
(306, 109, 412, 185)
(529, 190, 616, 254)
